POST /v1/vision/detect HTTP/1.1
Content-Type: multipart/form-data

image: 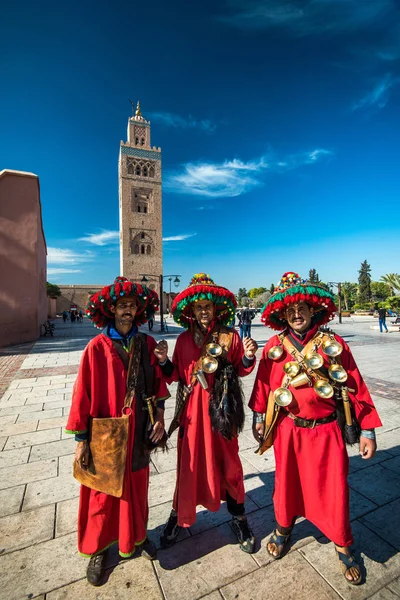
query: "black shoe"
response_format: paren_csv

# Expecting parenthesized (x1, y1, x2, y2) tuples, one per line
(231, 517, 255, 554)
(160, 510, 181, 548)
(86, 551, 107, 586)
(139, 537, 157, 560)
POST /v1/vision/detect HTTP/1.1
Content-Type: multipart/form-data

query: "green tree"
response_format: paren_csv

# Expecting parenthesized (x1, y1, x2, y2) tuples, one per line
(269, 283, 275, 295)
(237, 288, 247, 304)
(308, 269, 320, 284)
(371, 281, 391, 301)
(341, 282, 358, 311)
(358, 260, 372, 304)
(248, 287, 267, 299)
(46, 282, 61, 299)
(380, 273, 400, 294)
(254, 291, 271, 308)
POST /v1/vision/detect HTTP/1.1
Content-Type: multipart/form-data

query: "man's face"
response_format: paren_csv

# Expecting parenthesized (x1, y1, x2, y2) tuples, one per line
(111, 296, 138, 325)
(192, 300, 215, 328)
(285, 301, 313, 333)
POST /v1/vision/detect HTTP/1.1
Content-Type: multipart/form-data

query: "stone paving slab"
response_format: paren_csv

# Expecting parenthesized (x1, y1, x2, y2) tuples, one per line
(300, 521, 400, 599)
(0, 532, 85, 600)
(29, 437, 76, 462)
(349, 463, 400, 506)
(0, 503, 55, 554)
(220, 550, 341, 600)
(46, 558, 163, 600)
(0, 457, 58, 490)
(17, 407, 63, 423)
(360, 498, 400, 551)
(0, 446, 30, 469)
(4, 427, 61, 450)
(55, 496, 79, 537)
(0, 402, 44, 416)
(0, 484, 25, 517)
(22, 472, 80, 510)
(155, 522, 258, 600)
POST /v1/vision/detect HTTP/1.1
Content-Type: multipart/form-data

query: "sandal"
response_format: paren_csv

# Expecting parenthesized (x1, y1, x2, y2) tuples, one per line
(336, 549, 362, 586)
(266, 529, 291, 560)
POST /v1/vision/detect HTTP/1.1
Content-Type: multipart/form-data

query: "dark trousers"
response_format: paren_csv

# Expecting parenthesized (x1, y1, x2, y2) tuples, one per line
(240, 324, 251, 340)
(226, 491, 245, 517)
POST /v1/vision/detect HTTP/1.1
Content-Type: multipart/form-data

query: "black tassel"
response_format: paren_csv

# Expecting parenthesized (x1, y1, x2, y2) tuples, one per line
(209, 363, 245, 440)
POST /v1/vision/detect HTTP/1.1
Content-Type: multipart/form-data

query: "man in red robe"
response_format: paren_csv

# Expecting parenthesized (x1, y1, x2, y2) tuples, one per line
(156, 274, 258, 553)
(66, 277, 169, 586)
(250, 272, 382, 585)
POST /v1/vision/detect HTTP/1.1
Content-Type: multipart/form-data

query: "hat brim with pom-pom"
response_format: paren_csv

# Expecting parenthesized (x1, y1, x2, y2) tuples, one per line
(172, 273, 237, 329)
(260, 272, 337, 330)
(85, 277, 159, 329)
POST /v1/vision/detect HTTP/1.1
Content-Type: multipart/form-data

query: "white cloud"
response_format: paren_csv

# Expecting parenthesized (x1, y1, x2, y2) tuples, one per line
(47, 247, 89, 264)
(352, 73, 398, 111)
(47, 268, 82, 275)
(220, 0, 395, 36)
(162, 233, 198, 241)
(149, 112, 217, 133)
(165, 149, 332, 198)
(78, 230, 119, 246)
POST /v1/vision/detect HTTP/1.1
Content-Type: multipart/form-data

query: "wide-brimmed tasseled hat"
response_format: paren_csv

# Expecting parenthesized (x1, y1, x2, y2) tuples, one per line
(171, 273, 237, 329)
(86, 276, 159, 329)
(261, 271, 337, 330)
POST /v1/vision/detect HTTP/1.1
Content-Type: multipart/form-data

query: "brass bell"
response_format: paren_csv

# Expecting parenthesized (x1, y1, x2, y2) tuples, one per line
(304, 352, 324, 370)
(206, 342, 222, 357)
(202, 356, 218, 374)
(328, 364, 348, 383)
(289, 372, 311, 388)
(268, 346, 283, 360)
(273, 387, 293, 407)
(283, 361, 300, 378)
(322, 339, 343, 357)
(314, 379, 334, 398)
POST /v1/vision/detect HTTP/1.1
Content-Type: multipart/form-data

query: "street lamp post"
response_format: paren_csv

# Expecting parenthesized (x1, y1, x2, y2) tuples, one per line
(140, 273, 181, 332)
(328, 282, 342, 324)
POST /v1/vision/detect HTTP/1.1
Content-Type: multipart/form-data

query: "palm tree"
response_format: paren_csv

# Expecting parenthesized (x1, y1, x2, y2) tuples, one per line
(380, 273, 400, 295)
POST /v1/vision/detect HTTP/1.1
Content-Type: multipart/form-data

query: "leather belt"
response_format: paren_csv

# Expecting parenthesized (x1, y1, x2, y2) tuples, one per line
(285, 411, 337, 429)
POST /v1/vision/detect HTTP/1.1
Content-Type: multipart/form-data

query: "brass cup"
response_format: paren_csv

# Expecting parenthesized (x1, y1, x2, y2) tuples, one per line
(196, 370, 209, 390)
(273, 387, 293, 407)
(283, 361, 300, 378)
(268, 346, 284, 360)
(328, 364, 348, 383)
(304, 352, 324, 370)
(202, 356, 218, 374)
(322, 339, 343, 357)
(314, 379, 334, 398)
(289, 372, 311, 388)
(206, 342, 222, 357)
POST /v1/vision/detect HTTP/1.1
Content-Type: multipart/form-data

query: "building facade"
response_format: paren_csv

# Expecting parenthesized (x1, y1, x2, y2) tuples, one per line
(0, 170, 47, 347)
(118, 103, 162, 295)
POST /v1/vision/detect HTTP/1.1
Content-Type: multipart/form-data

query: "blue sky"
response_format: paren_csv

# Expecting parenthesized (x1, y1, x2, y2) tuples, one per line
(1, 0, 399, 293)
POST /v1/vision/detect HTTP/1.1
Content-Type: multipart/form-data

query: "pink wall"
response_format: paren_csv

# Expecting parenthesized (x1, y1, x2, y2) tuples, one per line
(0, 170, 47, 347)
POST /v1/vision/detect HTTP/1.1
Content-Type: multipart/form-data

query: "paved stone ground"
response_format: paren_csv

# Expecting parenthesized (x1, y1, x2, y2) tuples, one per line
(0, 316, 400, 600)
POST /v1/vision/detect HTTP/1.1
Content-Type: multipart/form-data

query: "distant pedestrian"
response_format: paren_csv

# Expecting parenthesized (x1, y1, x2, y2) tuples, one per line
(62, 310, 68, 323)
(71, 311, 76, 323)
(78, 310, 83, 322)
(239, 307, 254, 340)
(147, 306, 155, 331)
(378, 307, 388, 333)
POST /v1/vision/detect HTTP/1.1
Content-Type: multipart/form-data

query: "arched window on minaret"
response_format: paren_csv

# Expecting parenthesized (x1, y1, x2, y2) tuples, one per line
(127, 160, 135, 174)
(137, 206, 141, 213)
(134, 244, 139, 254)
(149, 166, 155, 178)
(143, 166, 148, 177)
(136, 166, 141, 176)
(135, 137, 139, 145)
(147, 245, 151, 255)
(141, 245, 145, 254)
(141, 138, 145, 146)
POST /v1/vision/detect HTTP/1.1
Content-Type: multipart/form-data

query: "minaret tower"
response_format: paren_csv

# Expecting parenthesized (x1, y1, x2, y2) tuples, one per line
(118, 102, 162, 294)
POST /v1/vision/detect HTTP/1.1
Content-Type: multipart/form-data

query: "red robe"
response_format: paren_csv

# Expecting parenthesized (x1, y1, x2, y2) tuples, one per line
(169, 329, 255, 528)
(65, 333, 169, 557)
(250, 325, 382, 546)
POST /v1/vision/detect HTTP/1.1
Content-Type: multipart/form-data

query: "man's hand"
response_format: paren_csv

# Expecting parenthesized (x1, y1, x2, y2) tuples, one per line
(359, 436, 377, 459)
(154, 340, 168, 363)
(150, 408, 165, 443)
(75, 441, 90, 470)
(252, 422, 265, 443)
(243, 337, 258, 358)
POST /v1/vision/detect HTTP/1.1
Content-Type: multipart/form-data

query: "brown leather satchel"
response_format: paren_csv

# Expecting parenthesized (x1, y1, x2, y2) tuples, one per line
(73, 338, 141, 497)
